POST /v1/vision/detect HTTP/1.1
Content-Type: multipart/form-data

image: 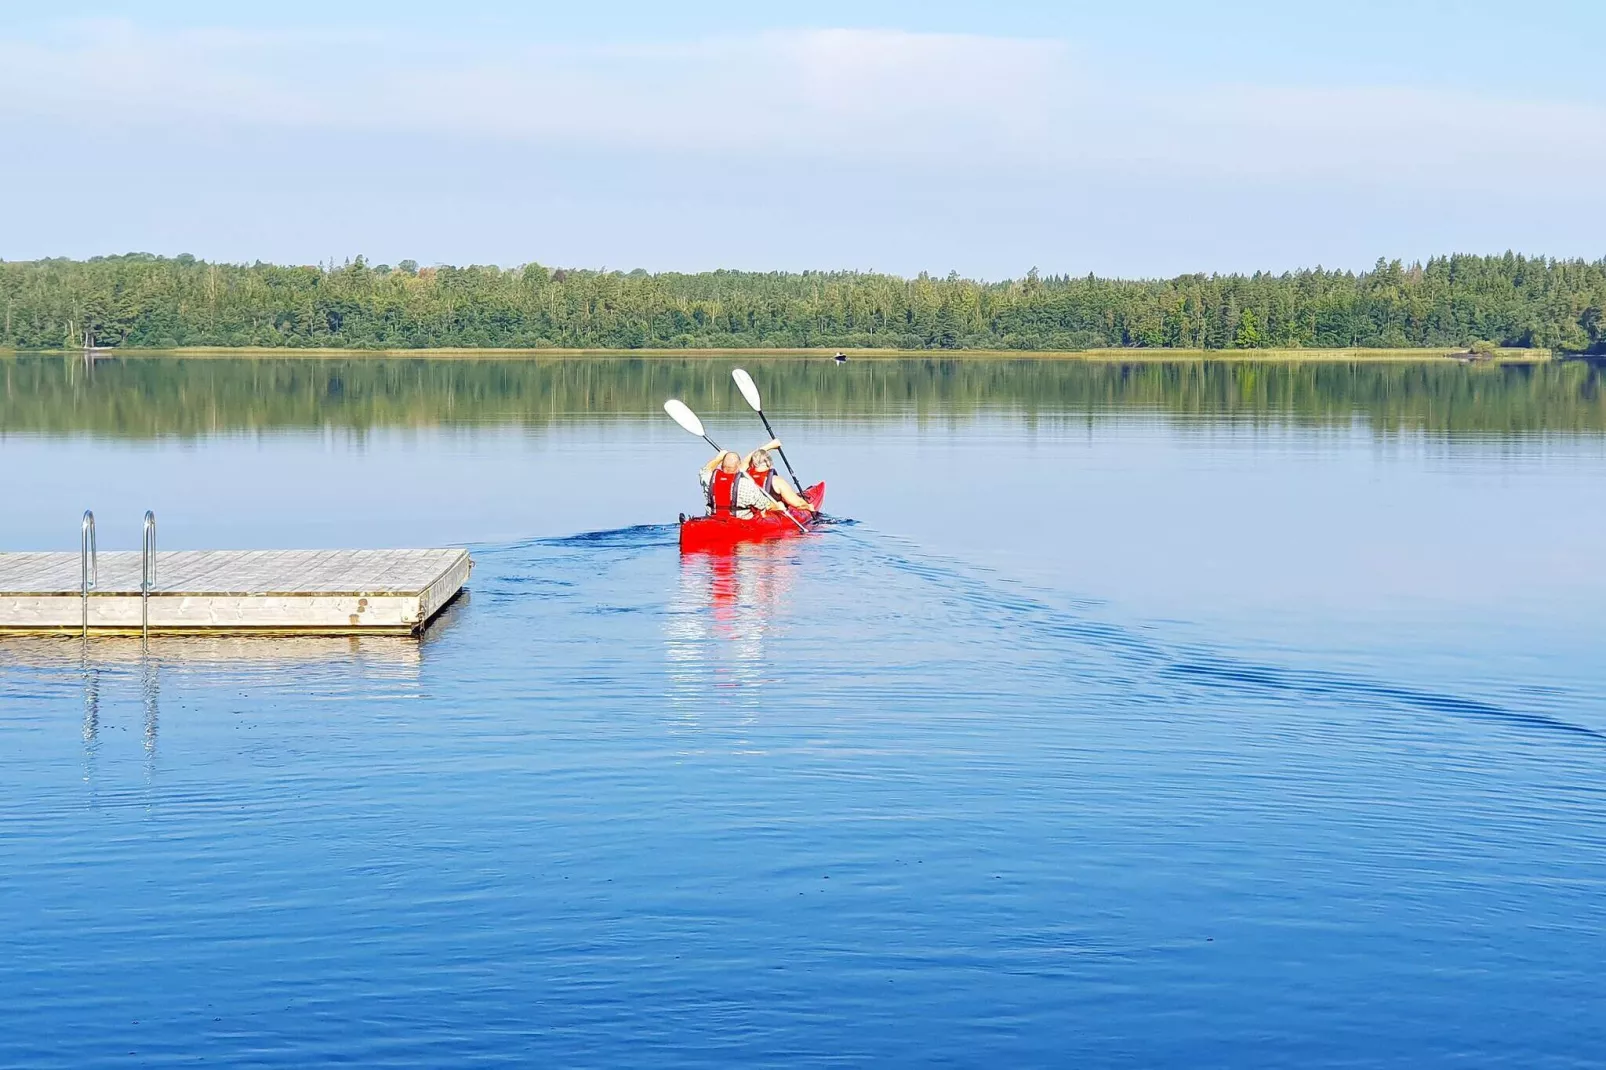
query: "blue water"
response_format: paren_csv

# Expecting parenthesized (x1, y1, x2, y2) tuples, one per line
(4, 360, 1606, 1066)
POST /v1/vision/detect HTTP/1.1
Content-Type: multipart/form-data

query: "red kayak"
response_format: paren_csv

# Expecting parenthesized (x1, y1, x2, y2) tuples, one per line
(679, 483, 826, 553)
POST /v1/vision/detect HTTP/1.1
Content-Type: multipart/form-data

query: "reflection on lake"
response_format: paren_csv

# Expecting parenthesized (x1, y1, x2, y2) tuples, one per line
(5, 352, 1606, 435)
(3, 355, 1605, 1067)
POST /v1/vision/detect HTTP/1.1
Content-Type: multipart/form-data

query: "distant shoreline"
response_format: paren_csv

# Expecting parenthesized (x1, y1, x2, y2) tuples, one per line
(0, 346, 1557, 362)
(8, 253, 1598, 354)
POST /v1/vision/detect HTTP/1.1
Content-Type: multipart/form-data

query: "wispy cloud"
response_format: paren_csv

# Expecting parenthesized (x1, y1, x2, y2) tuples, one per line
(3, 19, 1602, 186)
(0, 21, 1067, 157)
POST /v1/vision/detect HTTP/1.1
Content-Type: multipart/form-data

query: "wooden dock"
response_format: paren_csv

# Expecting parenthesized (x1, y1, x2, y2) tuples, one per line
(0, 549, 471, 637)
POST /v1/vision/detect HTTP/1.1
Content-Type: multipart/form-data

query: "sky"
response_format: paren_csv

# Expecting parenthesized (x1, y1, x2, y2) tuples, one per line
(2, 1, 1603, 279)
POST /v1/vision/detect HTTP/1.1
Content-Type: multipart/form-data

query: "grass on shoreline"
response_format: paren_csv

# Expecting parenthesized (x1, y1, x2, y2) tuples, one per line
(0, 346, 1555, 362)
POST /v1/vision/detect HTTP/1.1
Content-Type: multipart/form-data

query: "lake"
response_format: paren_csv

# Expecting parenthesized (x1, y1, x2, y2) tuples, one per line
(3, 354, 1605, 1067)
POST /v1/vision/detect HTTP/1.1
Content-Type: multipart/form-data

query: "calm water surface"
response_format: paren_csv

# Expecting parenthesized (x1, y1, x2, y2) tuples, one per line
(3, 356, 1605, 1067)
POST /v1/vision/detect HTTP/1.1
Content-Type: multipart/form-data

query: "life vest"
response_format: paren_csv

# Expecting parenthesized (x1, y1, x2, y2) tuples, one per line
(746, 467, 774, 497)
(708, 468, 740, 512)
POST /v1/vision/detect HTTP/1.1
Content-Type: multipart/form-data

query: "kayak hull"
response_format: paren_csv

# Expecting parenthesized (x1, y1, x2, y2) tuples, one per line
(679, 483, 825, 553)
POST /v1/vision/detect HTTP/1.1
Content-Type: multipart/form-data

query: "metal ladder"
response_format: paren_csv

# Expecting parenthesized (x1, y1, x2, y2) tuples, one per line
(141, 511, 157, 640)
(80, 511, 97, 640)
(77, 510, 159, 639)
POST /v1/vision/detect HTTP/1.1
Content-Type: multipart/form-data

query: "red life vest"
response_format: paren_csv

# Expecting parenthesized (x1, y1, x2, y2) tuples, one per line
(708, 468, 740, 512)
(747, 467, 774, 497)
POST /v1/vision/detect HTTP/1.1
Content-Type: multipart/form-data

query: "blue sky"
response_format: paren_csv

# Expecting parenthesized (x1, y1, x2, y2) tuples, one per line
(3, 1, 1603, 277)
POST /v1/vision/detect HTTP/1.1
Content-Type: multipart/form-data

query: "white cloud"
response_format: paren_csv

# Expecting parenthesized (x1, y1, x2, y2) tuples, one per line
(0, 21, 1068, 158)
(2, 18, 1602, 186)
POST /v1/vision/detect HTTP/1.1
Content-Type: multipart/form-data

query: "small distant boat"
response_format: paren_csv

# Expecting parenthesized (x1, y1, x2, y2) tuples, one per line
(679, 483, 826, 553)
(833, 352, 848, 364)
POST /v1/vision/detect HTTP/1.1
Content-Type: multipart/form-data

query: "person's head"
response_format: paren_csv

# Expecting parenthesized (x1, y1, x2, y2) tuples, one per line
(718, 451, 741, 473)
(749, 449, 772, 473)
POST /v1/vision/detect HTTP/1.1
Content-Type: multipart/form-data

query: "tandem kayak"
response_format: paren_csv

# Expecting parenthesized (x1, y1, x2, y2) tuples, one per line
(679, 483, 826, 553)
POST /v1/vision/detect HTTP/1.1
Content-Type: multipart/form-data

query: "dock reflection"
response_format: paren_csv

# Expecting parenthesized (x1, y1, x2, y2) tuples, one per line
(2, 634, 432, 800)
(0, 634, 428, 670)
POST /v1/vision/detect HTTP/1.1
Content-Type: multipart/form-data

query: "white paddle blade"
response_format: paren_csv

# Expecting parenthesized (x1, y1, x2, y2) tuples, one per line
(663, 399, 705, 438)
(731, 368, 763, 412)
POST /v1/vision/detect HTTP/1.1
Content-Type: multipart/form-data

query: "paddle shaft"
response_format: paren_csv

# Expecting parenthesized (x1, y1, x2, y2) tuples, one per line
(755, 410, 803, 489)
(752, 407, 830, 521)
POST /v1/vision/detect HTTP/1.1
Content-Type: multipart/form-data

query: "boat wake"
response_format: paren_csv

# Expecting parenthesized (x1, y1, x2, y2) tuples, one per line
(464, 519, 1601, 747)
(833, 526, 1604, 746)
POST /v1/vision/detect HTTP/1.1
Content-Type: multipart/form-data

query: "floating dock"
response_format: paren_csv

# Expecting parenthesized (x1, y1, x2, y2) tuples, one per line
(0, 549, 471, 637)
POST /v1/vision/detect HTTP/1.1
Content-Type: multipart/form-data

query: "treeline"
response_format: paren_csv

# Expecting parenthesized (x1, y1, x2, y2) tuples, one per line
(3, 252, 1605, 352)
(6, 354, 1603, 437)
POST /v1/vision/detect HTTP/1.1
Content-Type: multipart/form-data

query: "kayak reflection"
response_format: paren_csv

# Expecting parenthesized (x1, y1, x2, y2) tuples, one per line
(664, 542, 801, 721)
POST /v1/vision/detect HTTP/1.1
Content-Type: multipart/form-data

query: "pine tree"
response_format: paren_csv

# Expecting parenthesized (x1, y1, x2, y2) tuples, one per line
(1233, 308, 1265, 349)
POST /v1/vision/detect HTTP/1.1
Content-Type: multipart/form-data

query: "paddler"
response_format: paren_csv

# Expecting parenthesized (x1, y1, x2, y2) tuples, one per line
(744, 443, 815, 515)
(699, 445, 814, 518)
(699, 450, 767, 518)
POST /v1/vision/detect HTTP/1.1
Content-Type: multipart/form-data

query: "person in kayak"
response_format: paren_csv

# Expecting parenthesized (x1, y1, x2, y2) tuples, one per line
(700, 450, 769, 518)
(699, 444, 813, 517)
(744, 443, 815, 515)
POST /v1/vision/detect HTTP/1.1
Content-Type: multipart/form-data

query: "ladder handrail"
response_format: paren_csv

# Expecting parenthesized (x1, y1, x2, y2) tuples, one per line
(141, 510, 157, 639)
(80, 510, 97, 639)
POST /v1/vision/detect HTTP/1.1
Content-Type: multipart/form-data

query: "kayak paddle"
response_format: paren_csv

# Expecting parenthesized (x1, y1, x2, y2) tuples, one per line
(664, 399, 721, 451)
(731, 368, 803, 490)
(663, 398, 808, 533)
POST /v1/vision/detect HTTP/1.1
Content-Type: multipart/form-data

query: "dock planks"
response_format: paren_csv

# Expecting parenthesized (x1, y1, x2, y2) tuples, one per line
(0, 548, 471, 636)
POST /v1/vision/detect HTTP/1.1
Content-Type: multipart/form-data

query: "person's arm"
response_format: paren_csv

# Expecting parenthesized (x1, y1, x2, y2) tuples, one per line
(771, 476, 813, 512)
(701, 453, 725, 474)
(742, 440, 783, 468)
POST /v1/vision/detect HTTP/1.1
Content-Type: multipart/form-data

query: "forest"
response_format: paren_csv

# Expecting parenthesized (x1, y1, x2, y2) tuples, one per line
(2, 252, 1604, 353)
